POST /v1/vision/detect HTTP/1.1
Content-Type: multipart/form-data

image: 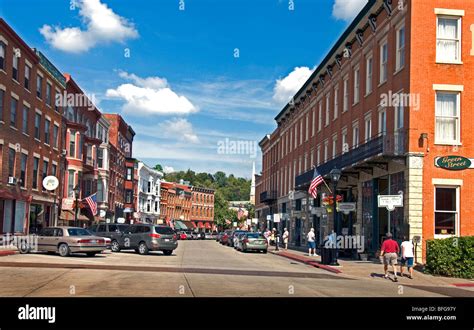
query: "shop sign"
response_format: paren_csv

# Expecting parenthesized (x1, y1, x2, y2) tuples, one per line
(266, 215, 272, 221)
(337, 202, 356, 215)
(252, 218, 258, 224)
(378, 195, 403, 211)
(311, 207, 327, 217)
(42, 176, 59, 191)
(435, 156, 472, 170)
(273, 213, 280, 223)
(62, 198, 74, 210)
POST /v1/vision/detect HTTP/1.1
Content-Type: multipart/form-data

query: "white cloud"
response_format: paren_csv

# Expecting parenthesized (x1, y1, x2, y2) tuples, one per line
(159, 118, 199, 144)
(163, 166, 175, 174)
(106, 72, 198, 116)
(40, 0, 138, 53)
(272, 66, 314, 105)
(332, 0, 368, 21)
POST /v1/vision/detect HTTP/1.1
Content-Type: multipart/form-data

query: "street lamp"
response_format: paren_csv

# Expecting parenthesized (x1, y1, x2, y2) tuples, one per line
(329, 168, 341, 266)
(73, 185, 81, 227)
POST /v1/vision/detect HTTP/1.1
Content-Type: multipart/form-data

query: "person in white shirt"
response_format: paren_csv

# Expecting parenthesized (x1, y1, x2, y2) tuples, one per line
(282, 228, 289, 250)
(307, 228, 317, 256)
(400, 236, 415, 279)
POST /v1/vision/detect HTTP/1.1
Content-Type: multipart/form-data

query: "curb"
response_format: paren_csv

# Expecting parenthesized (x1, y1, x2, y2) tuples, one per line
(270, 250, 342, 274)
(0, 250, 17, 257)
(452, 283, 474, 287)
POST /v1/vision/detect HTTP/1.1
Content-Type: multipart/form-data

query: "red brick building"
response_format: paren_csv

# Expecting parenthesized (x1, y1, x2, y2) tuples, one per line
(257, 0, 474, 261)
(59, 74, 102, 227)
(124, 157, 138, 223)
(0, 19, 66, 234)
(103, 114, 135, 222)
(190, 186, 215, 231)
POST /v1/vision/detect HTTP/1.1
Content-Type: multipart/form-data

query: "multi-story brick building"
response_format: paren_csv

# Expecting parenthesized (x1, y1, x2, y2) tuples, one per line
(59, 74, 102, 227)
(123, 157, 138, 223)
(0, 19, 66, 234)
(103, 114, 135, 222)
(257, 0, 474, 261)
(191, 186, 215, 232)
(160, 181, 192, 228)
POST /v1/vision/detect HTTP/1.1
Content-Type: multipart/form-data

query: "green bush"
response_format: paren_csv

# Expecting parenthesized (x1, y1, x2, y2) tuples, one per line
(425, 236, 474, 279)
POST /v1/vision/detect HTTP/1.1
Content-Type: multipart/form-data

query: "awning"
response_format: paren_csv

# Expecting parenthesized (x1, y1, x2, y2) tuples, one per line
(174, 220, 187, 230)
(198, 222, 204, 228)
(205, 222, 211, 229)
(59, 210, 89, 222)
(182, 221, 195, 228)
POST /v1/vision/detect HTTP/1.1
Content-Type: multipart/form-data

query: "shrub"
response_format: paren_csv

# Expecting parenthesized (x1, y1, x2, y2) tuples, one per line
(425, 236, 474, 279)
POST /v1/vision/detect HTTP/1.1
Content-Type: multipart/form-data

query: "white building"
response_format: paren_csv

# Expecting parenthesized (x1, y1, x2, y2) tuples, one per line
(95, 116, 111, 220)
(136, 162, 163, 224)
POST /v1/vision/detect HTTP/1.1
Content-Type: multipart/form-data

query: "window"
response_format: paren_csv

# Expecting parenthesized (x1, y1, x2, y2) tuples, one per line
(22, 105, 28, 134)
(0, 89, 4, 121)
(0, 41, 5, 70)
(434, 187, 458, 236)
(36, 75, 42, 99)
(68, 170, 75, 197)
(396, 25, 406, 70)
(325, 94, 330, 126)
(24, 64, 31, 90)
(395, 100, 404, 130)
(317, 145, 321, 165)
(436, 17, 461, 63)
(318, 101, 322, 131)
(53, 125, 59, 148)
(343, 76, 349, 112)
(33, 157, 39, 189)
(353, 124, 360, 148)
(44, 119, 50, 145)
(8, 148, 15, 177)
(12, 53, 18, 81)
(353, 67, 360, 104)
(42, 160, 48, 191)
(305, 114, 309, 141)
(34, 113, 41, 140)
(324, 140, 328, 162)
(365, 117, 372, 141)
(435, 91, 460, 144)
(366, 55, 373, 94)
(380, 40, 388, 83)
(147, 181, 151, 193)
(97, 148, 104, 168)
(342, 129, 348, 153)
(20, 154, 27, 188)
(312, 109, 315, 136)
(52, 163, 57, 177)
(10, 97, 17, 127)
(69, 130, 76, 157)
(299, 119, 303, 145)
(334, 86, 339, 119)
(46, 83, 52, 106)
(126, 167, 133, 181)
(332, 136, 337, 158)
(379, 109, 387, 135)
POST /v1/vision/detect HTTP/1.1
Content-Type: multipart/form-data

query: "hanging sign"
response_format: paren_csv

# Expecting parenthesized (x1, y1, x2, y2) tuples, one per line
(337, 202, 356, 215)
(378, 195, 403, 211)
(435, 156, 472, 170)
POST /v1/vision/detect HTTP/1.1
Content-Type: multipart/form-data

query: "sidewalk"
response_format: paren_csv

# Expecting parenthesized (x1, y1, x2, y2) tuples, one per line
(270, 246, 474, 287)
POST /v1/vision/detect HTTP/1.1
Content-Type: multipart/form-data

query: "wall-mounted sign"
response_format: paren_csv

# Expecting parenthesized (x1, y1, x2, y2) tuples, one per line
(266, 215, 272, 221)
(62, 198, 74, 210)
(435, 156, 472, 170)
(378, 195, 403, 211)
(311, 207, 327, 217)
(42, 176, 59, 191)
(337, 202, 356, 215)
(273, 213, 280, 223)
(252, 218, 258, 224)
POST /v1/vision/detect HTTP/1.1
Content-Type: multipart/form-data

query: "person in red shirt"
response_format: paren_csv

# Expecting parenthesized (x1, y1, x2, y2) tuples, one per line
(380, 233, 400, 282)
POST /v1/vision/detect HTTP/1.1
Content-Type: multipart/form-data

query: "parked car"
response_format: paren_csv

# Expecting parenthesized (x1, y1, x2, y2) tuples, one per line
(233, 232, 247, 250)
(18, 226, 107, 257)
(216, 232, 223, 242)
(237, 233, 268, 253)
(228, 230, 247, 247)
(88, 223, 129, 248)
(176, 231, 188, 240)
(220, 230, 231, 245)
(111, 224, 178, 255)
(206, 232, 218, 240)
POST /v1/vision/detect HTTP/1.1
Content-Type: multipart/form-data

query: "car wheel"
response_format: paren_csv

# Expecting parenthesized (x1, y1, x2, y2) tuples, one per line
(263, 250, 268, 254)
(138, 242, 149, 255)
(58, 243, 70, 257)
(18, 241, 30, 254)
(111, 240, 120, 252)
(86, 252, 97, 257)
(163, 250, 173, 256)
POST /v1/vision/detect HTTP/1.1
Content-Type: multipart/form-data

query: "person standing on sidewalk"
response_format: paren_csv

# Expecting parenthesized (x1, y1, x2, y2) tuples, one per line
(380, 233, 400, 282)
(400, 236, 415, 279)
(307, 228, 316, 256)
(282, 228, 289, 250)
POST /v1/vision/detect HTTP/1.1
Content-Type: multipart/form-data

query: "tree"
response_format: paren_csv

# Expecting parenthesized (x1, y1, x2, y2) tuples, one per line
(154, 164, 163, 171)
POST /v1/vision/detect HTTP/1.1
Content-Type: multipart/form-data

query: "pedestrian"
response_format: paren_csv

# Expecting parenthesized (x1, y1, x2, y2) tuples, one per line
(400, 236, 415, 279)
(283, 228, 289, 250)
(380, 233, 400, 282)
(307, 228, 317, 256)
(264, 228, 270, 245)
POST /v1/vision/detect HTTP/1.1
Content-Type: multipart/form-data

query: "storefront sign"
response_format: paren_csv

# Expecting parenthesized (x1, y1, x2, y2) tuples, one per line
(311, 207, 327, 217)
(337, 202, 356, 215)
(246, 219, 251, 225)
(378, 195, 403, 211)
(62, 198, 74, 210)
(435, 156, 472, 170)
(42, 176, 59, 191)
(266, 215, 272, 221)
(252, 218, 258, 224)
(273, 213, 280, 223)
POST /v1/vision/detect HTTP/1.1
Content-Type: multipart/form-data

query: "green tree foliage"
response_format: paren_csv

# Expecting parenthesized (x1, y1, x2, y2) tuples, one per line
(425, 236, 473, 279)
(163, 170, 251, 228)
(154, 164, 163, 171)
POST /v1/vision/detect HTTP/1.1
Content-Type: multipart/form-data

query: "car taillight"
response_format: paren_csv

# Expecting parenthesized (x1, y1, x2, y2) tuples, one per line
(243, 238, 249, 243)
(149, 233, 161, 238)
(173, 235, 177, 240)
(77, 239, 91, 243)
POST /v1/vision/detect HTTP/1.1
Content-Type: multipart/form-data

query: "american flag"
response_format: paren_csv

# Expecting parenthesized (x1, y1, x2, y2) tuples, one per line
(84, 193, 98, 216)
(237, 208, 245, 220)
(308, 167, 324, 198)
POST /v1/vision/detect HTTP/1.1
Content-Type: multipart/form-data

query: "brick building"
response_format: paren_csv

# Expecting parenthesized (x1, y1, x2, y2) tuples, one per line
(257, 0, 474, 261)
(59, 74, 102, 227)
(103, 114, 135, 222)
(160, 181, 192, 226)
(190, 186, 215, 232)
(0, 19, 66, 234)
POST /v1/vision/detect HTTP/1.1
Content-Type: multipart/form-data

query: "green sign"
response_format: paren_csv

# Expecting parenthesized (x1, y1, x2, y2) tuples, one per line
(436, 156, 471, 170)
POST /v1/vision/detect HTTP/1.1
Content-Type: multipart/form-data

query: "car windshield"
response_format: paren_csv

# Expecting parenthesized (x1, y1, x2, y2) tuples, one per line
(68, 228, 91, 236)
(155, 226, 175, 235)
(247, 233, 263, 239)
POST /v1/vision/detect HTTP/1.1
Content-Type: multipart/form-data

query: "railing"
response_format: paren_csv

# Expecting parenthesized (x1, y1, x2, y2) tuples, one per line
(260, 190, 277, 203)
(295, 130, 407, 188)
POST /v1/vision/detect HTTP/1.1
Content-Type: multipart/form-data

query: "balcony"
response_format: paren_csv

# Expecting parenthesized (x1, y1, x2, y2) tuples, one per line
(295, 130, 407, 189)
(260, 190, 277, 203)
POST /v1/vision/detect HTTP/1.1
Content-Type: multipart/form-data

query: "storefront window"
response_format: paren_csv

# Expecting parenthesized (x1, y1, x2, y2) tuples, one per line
(435, 187, 457, 236)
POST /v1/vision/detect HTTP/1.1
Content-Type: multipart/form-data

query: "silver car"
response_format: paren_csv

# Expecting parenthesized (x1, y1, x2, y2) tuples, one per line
(112, 224, 178, 255)
(19, 226, 107, 257)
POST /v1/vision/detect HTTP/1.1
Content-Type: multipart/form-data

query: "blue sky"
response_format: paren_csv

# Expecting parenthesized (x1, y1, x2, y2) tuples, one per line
(1, 0, 367, 178)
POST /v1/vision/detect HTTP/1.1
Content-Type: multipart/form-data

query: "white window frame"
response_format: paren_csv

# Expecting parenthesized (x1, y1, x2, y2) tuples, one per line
(366, 54, 373, 95)
(312, 109, 315, 136)
(352, 123, 359, 148)
(332, 135, 337, 158)
(343, 75, 349, 112)
(334, 86, 339, 120)
(395, 24, 406, 71)
(364, 116, 372, 142)
(323, 140, 328, 162)
(434, 90, 461, 145)
(305, 113, 309, 141)
(380, 39, 388, 84)
(341, 128, 348, 153)
(436, 15, 462, 64)
(317, 145, 321, 165)
(378, 108, 387, 135)
(434, 185, 460, 239)
(318, 101, 322, 131)
(353, 66, 360, 104)
(325, 93, 330, 126)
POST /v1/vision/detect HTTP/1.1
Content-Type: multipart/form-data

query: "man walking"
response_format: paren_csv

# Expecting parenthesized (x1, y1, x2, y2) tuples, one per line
(400, 236, 415, 279)
(282, 228, 289, 250)
(380, 233, 400, 282)
(307, 228, 317, 256)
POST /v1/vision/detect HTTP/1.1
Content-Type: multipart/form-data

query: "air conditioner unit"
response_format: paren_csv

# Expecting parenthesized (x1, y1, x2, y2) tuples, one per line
(8, 177, 18, 185)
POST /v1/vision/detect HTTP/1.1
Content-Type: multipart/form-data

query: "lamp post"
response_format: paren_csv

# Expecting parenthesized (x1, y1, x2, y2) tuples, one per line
(73, 185, 80, 227)
(329, 168, 341, 266)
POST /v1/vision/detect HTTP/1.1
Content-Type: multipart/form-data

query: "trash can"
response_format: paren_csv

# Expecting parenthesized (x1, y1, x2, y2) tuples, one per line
(320, 244, 332, 265)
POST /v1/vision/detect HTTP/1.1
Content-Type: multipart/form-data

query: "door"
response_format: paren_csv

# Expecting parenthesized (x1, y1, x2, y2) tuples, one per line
(294, 218, 301, 246)
(38, 228, 55, 252)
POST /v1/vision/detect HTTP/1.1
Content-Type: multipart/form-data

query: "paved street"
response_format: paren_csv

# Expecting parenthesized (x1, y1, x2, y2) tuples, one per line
(0, 240, 470, 297)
